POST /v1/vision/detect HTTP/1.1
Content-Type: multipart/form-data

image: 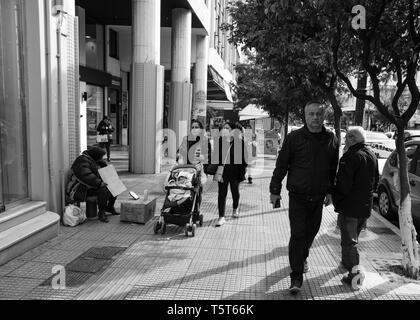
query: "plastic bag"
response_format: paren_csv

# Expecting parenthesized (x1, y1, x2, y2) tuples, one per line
(63, 204, 87, 227)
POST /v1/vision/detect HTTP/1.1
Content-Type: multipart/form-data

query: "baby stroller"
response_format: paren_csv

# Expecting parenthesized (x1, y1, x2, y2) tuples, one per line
(154, 164, 204, 237)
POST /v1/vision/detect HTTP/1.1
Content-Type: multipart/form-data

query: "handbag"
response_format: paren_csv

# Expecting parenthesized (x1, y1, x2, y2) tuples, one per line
(213, 143, 233, 183)
(96, 134, 108, 143)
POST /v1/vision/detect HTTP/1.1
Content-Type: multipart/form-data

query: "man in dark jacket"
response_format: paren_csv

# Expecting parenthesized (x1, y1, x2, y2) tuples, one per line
(333, 126, 379, 288)
(270, 102, 339, 294)
(67, 146, 118, 223)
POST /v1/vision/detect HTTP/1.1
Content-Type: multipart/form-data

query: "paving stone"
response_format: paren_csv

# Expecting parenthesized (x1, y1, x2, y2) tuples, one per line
(223, 275, 267, 293)
(125, 285, 179, 300)
(175, 288, 223, 300)
(8, 261, 57, 280)
(52, 239, 99, 252)
(0, 259, 27, 277)
(72, 231, 108, 241)
(33, 250, 85, 265)
(180, 274, 226, 291)
(22, 285, 81, 300)
(0, 277, 44, 299)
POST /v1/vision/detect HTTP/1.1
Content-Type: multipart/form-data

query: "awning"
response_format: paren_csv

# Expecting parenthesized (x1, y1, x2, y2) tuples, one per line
(207, 66, 233, 102)
(207, 100, 234, 111)
(239, 104, 270, 121)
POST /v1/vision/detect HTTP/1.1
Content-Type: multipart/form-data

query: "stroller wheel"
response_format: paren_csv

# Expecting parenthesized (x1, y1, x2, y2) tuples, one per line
(154, 221, 161, 234)
(191, 224, 197, 237)
(185, 224, 190, 237)
(161, 222, 166, 235)
(199, 215, 204, 227)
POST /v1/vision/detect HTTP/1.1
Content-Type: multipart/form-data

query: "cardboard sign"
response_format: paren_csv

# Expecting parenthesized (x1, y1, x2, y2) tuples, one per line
(98, 165, 127, 197)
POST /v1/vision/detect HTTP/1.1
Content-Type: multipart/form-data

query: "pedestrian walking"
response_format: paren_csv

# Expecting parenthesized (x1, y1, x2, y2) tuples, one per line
(96, 116, 114, 162)
(332, 127, 379, 288)
(213, 121, 248, 226)
(66, 146, 119, 223)
(269, 101, 339, 294)
(177, 120, 211, 167)
(243, 124, 257, 184)
(177, 120, 212, 211)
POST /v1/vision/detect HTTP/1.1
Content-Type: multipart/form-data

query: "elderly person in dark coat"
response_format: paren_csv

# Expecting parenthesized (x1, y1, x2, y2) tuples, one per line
(333, 126, 379, 287)
(66, 146, 118, 223)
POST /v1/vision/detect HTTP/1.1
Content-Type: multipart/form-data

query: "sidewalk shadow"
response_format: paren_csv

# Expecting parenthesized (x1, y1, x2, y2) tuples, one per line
(80, 244, 291, 300)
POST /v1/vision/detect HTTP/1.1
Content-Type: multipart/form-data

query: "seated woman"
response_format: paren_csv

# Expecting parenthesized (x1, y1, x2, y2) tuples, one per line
(66, 146, 118, 223)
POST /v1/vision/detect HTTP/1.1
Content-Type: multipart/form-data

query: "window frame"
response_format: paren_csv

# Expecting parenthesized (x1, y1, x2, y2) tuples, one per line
(109, 28, 119, 60)
(0, 0, 30, 212)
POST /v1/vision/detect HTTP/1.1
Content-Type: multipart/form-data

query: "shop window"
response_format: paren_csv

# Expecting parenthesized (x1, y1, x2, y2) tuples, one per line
(0, 0, 29, 210)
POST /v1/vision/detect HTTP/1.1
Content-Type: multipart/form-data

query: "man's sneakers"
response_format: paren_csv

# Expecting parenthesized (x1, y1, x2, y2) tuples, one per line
(232, 209, 240, 218)
(289, 278, 303, 295)
(303, 260, 309, 273)
(216, 217, 226, 227)
(341, 271, 365, 290)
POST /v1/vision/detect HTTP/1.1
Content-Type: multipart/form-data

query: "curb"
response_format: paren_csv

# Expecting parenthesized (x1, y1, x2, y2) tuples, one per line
(371, 209, 401, 236)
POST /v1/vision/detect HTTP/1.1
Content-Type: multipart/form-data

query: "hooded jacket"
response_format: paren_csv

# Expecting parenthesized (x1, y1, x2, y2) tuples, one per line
(66, 147, 107, 203)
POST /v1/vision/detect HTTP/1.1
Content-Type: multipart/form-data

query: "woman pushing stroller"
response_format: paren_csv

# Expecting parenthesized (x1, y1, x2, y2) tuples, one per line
(176, 120, 211, 209)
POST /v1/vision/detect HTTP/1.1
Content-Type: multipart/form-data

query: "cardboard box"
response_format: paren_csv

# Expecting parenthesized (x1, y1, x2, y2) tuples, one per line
(120, 198, 157, 224)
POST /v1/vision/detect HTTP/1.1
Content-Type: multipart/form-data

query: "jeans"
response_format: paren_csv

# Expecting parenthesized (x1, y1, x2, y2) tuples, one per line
(99, 142, 111, 160)
(218, 177, 240, 217)
(288, 194, 323, 281)
(338, 214, 367, 273)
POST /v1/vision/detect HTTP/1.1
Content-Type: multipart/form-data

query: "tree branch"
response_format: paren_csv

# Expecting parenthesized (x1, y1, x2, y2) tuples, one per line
(402, 56, 420, 123)
(369, 0, 387, 39)
(409, 0, 420, 45)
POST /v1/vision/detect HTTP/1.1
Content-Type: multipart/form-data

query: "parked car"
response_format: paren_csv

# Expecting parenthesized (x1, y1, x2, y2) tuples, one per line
(390, 129, 420, 140)
(364, 131, 396, 175)
(377, 136, 420, 227)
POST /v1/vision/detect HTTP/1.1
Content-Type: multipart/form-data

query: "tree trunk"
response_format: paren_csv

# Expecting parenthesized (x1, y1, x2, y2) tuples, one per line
(282, 105, 289, 145)
(327, 91, 343, 154)
(395, 125, 420, 279)
(355, 73, 368, 127)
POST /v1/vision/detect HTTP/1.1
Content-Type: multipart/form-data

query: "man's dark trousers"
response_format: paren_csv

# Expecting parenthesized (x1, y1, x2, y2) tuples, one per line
(338, 214, 367, 273)
(288, 194, 323, 282)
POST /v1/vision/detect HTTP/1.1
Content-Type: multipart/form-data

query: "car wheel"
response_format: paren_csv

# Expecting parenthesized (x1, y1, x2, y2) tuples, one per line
(378, 185, 397, 220)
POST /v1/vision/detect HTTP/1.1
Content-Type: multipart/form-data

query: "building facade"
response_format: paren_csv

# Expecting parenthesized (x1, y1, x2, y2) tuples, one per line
(0, 0, 239, 265)
(0, 0, 79, 265)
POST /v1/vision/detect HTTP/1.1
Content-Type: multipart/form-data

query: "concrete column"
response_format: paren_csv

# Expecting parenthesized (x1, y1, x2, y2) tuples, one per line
(130, 0, 164, 174)
(169, 8, 193, 151)
(192, 35, 209, 127)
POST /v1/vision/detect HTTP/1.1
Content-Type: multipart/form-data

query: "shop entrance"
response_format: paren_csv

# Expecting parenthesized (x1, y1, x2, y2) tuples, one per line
(86, 84, 104, 147)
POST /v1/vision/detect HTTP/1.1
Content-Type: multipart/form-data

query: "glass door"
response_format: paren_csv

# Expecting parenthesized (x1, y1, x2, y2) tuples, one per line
(0, 0, 29, 211)
(86, 85, 104, 147)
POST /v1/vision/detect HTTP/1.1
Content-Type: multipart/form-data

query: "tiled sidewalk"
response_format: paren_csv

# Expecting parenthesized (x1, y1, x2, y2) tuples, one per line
(1, 159, 420, 300)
